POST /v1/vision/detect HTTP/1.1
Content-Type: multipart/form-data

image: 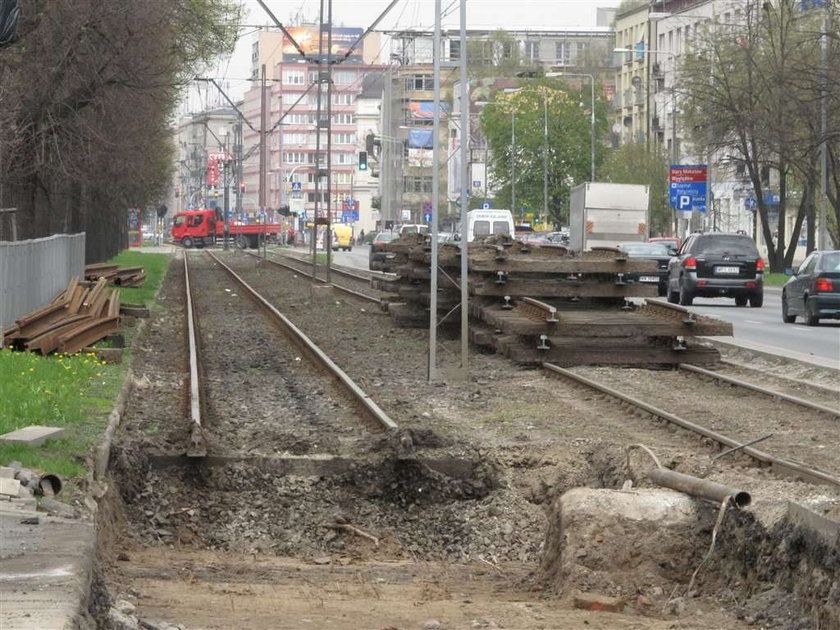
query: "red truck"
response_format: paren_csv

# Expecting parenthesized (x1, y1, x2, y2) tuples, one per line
(171, 209, 284, 249)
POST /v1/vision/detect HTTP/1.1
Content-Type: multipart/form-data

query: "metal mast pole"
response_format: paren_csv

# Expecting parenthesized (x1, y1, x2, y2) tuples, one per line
(542, 95, 548, 223)
(589, 77, 595, 180)
(259, 64, 268, 250)
(511, 112, 516, 220)
(458, 0, 469, 375)
(428, 0, 441, 381)
(312, 0, 325, 281)
(325, 0, 334, 283)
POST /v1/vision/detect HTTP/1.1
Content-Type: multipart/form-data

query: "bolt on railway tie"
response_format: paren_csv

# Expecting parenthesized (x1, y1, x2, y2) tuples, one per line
(206, 251, 397, 431)
(184, 253, 208, 457)
(543, 363, 840, 489)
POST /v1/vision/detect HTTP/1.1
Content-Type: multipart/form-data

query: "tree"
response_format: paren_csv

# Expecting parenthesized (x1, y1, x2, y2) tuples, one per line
(678, 0, 839, 270)
(600, 143, 671, 237)
(479, 83, 600, 226)
(0, 0, 240, 261)
(467, 30, 527, 80)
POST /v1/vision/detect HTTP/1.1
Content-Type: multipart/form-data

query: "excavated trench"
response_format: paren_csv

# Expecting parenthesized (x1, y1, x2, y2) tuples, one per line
(93, 252, 838, 629)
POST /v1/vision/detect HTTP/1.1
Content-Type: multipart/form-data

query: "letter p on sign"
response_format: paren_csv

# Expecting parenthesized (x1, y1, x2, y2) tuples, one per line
(678, 195, 692, 210)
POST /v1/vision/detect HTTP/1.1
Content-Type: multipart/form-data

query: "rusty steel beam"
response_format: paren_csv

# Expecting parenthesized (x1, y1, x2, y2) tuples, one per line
(57, 316, 120, 354)
(648, 468, 751, 509)
(184, 254, 207, 457)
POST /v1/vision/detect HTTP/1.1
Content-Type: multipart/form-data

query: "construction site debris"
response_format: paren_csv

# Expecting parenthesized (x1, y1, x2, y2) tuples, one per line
(374, 234, 731, 366)
(2, 275, 123, 354)
(85, 263, 147, 287)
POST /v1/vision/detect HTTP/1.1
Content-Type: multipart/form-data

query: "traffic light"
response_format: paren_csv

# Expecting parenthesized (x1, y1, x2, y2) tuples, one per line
(239, 182, 246, 194)
(358, 151, 368, 171)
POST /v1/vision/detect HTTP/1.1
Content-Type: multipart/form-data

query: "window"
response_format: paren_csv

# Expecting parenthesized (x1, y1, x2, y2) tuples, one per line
(283, 152, 306, 164)
(173, 215, 186, 226)
(333, 93, 353, 105)
(405, 74, 434, 91)
(333, 172, 352, 184)
(334, 153, 352, 165)
(525, 41, 539, 61)
(188, 215, 204, 227)
(283, 132, 308, 145)
(284, 70, 304, 85)
(334, 71, 355, 85)
(285, 113, 313, 125)
(282, 92, 307, 105)
(555, 41, 570, 66)
(307, 192, 329, 203)
(404, 176, 432, 193)
(449, 40, 461, 61)
(576, 42, 587, 62)
(332, 113, 353, 125)
(333, 133, 354, 144)
(308, 152, 325, 164)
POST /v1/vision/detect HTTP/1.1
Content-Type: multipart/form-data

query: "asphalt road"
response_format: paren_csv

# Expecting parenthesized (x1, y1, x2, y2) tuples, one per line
(330, 247, 840, 365)
(687, 288, 840, 364)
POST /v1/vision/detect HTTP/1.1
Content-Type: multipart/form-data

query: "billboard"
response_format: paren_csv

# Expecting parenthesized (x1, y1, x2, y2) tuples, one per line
(283, 26, 364, 61)
(407, 101, 450, 121)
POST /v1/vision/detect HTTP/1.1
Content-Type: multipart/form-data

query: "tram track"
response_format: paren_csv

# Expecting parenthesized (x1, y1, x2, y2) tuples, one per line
(543, 362, 840, 488)
(181, 250, 397, 459)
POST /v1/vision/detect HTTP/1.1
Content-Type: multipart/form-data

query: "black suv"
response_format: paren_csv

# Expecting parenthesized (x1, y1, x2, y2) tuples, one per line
(667, 233, 764, 307)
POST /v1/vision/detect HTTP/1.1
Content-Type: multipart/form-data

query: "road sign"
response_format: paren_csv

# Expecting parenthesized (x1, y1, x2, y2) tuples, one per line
(291, 181, 302, 192)
(423, 212, 432, 223)
(423, 200, 432, 212)
(472, 180, 481, 188)
(481, 201, 491, 210)
(669, 165, 707, 213)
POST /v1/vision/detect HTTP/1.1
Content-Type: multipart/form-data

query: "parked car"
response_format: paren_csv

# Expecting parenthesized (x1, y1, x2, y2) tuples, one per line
(369, 231, 399, 270)
(437, 232, 455, 243)
(618, 241, 672, 296)
(331, 224, 353, 251)
(398, 224, 429, 235)
(648, 236, 681, 254)
(781, 250, 840, 325)
(666, 232, 764, 307)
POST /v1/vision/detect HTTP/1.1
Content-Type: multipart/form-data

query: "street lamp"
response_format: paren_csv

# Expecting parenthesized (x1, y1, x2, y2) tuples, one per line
(505, 88, 550, 226)
(546, 72, 596, 182)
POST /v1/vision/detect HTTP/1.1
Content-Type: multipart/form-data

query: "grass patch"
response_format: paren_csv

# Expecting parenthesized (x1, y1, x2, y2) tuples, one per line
(0, 248, 170, 480)
(0, 349, 122, 477)
(764, 272, 790, 287)
(108, 250, 170, 305)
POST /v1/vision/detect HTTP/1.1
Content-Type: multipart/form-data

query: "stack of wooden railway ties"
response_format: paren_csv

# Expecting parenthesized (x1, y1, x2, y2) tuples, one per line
(2, 264, 145, 356)
(373, 234, 732, 366)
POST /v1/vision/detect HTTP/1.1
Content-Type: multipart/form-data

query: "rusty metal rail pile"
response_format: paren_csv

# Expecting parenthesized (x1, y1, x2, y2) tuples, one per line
(85, 262, 146, 287)
(2, 276, 122, 354)
(373, 234, 731, 366)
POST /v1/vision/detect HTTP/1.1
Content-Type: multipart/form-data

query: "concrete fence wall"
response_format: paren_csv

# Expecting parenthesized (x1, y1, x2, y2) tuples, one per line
(0, 233, 86, 333)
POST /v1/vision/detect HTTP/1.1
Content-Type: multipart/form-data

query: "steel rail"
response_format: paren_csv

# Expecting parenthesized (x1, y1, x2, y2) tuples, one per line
(206, 251, 398, 431)
(184, 253, 207, 457)
(719, 358, 840, 398)
(542, 362, 840, 488)
(679, 363, 840, 419)
(243, 251, 382, 304)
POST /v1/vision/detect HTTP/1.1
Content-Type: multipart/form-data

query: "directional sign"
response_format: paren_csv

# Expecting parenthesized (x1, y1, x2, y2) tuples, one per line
(481, 201, 492, 210)
(423, 212, 432, 223)
(291, 181, 302, 192)
(669, 165, 707, 213)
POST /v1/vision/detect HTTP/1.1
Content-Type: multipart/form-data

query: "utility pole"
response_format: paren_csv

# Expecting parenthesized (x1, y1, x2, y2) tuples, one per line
(224, 132, 231, 250)
(818, 9, 829, 250)
(325, 0, 334, 283)
(429, 0, 442, 381)
(259, 64, 268, 248)
(457, 0, 469, 376)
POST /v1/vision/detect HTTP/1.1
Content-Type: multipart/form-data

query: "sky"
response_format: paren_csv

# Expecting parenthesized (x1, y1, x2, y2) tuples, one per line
(184, 0, 621, 111)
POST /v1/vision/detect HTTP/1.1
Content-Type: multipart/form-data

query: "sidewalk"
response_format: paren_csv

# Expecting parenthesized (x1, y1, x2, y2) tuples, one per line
(0, 507, 96, 629)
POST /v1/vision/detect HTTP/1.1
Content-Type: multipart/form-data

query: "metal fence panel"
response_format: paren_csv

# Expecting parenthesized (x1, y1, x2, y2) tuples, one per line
(0, 233, 86, 335)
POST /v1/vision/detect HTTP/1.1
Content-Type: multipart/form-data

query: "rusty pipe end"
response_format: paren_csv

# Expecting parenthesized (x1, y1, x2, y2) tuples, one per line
(732, 491, 751, 509)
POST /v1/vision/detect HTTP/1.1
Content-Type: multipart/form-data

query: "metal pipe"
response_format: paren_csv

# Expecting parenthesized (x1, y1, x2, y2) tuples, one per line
(648, 468, 751, 509)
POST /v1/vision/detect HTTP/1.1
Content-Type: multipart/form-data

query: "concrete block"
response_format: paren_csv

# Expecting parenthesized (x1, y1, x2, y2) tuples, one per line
(0, 426, 66, 446)
(0, 467, 15, 478)
(0, 478, 21, 497)
(573, 592, 625, 613)
(541, 488, 713, 596)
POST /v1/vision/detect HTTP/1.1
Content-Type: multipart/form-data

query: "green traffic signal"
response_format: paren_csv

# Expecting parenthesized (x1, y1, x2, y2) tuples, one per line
(358, 151, 368, 171)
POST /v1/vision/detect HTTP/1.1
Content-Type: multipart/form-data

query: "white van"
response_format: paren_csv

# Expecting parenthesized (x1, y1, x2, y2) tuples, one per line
(461, 209, 515, 242)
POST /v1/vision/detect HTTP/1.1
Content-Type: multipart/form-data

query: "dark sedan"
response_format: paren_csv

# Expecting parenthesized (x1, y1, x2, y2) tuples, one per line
(618, 242, 672, 296)
(782, 250, 840, 325)
(368, 231, 399, 270)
